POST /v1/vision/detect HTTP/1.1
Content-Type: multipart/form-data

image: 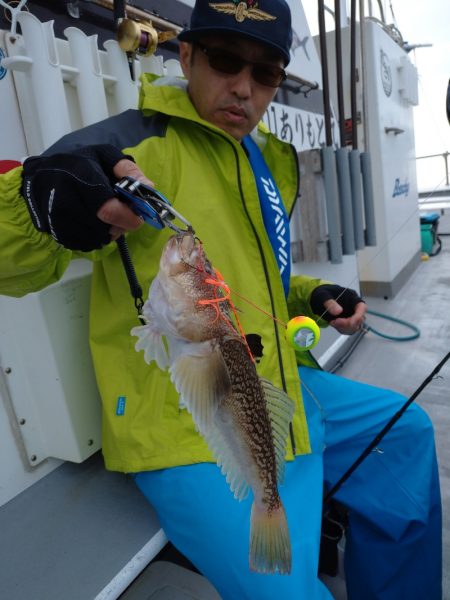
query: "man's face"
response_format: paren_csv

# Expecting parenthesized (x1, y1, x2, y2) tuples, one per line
(179, 36, 284, 141)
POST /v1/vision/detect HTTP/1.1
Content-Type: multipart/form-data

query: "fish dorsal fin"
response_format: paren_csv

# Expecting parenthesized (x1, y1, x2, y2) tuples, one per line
(260, 378, 295, 484)
(169, 341, 232, 434)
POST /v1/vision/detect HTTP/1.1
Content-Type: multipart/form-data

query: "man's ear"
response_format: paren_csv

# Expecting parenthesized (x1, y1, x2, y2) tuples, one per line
(179, 41, 193, 79)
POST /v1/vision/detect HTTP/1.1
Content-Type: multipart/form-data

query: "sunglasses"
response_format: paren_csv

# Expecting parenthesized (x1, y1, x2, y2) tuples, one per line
(195, 43, 287, 88)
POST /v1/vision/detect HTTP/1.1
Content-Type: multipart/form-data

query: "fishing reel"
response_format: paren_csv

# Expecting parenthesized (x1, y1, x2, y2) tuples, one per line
(117, 18, 177, 57)
(285, 316, 320, 352)
(117, 19, 158, 56)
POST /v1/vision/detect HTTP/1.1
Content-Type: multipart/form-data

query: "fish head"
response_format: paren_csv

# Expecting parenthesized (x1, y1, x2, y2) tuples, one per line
(156, 232, 234, 342)
(160, 232, 208, 277)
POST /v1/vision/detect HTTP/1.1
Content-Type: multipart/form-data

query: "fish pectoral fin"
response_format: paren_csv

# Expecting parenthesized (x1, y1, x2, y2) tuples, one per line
(260, 378, 295, 484)
(203, 422, 251, 502)
(170, 341, 232, 434)
(131, 324, 169, 369)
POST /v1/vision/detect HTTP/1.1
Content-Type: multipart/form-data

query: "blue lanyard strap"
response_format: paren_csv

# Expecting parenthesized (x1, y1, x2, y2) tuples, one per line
(242, 135, 291, 296)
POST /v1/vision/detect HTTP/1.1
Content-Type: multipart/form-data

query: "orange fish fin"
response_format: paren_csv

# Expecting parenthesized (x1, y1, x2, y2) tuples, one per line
(131, 324, 169, 369)
(170, 342, 231, 433)
(203, 423, 251, 501)
(260, 378, 295, 485)
(250, 500, 292, 575)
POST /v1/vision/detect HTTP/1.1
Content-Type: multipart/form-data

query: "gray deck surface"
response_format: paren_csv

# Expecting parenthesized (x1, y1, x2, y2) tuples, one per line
(0, 453, 162, 600)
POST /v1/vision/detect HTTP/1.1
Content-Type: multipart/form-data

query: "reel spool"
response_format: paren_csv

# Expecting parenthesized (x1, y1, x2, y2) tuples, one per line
(285, 316, 320, 352)
(117, 19, 159, 56)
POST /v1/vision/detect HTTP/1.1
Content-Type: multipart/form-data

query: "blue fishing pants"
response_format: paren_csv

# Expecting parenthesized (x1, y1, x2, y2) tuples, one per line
(134, 366, 442, 600)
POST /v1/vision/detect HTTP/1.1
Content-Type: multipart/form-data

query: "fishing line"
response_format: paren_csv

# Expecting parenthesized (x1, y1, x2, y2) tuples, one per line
(181, 240, 255, 359)
(200, 175, 448, 339)
(175, 189, 438, 354)
(198, 175, 447, 350)
(223, 287, 288, 329)
(150, 176, 447, 353)
(199, 270, 255, 361)
(180, 217, 450, 507)
(314, 173, 448, 325)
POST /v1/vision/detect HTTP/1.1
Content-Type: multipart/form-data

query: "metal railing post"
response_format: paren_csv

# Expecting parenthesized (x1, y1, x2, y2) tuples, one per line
(443, 152, 449, 186)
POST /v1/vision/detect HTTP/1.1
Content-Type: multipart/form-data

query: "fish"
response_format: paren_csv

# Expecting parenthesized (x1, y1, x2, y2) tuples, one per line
(131, 231, 294, 575)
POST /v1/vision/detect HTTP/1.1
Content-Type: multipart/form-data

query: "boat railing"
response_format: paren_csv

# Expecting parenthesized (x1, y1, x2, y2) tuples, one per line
(416, 151, 450, 210)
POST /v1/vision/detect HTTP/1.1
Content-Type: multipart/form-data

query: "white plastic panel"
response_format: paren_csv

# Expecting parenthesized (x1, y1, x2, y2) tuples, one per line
(0, 31, 28, 161)
(2, 12, 140, 156)
(64, 27, 109, 126)
(4, 12, 72, 154)
(0, 260, 101, 467)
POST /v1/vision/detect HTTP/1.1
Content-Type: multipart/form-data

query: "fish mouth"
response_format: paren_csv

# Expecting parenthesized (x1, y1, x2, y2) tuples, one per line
(177, 231, 196, 255)
(162, 231, 200, 274)
(162, 232, 214, 277)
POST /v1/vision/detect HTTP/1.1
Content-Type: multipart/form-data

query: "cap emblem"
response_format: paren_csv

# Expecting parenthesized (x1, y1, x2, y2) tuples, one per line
(209, 2, 276, 24)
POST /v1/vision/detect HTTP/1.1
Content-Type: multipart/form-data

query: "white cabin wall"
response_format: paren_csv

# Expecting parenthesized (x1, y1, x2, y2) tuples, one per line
(312, 11, 421, 297)
(357, 20, 421, 292)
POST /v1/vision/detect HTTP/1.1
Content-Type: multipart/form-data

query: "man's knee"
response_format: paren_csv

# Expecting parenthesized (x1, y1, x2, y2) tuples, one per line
(402, 402, 435, 439)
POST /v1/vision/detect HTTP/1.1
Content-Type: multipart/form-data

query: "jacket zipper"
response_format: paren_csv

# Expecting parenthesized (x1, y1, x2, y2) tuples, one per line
(208, 128, 297, 455)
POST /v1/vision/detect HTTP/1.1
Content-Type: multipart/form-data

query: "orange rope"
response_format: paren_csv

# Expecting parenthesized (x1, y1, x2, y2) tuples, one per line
(191, 240, 287, 361)
(197, 269, 255, 362)
(226, 287, 288, 329)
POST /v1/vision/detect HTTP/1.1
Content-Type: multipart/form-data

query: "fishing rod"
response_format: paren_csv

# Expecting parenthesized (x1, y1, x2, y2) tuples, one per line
(317, 345, 450, 575)
(323, 350, 450, 503)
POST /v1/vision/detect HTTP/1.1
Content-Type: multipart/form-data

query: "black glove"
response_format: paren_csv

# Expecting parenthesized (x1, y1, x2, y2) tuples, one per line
(22, 144, 132, 251)
(310, 284, 364, 322)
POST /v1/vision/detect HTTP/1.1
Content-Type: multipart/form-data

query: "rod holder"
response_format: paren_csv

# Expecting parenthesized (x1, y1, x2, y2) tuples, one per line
(360, 152, 377, 246)
(322, 146, 343, 264)
(336, 147, 355, 255)
(349, 149, 365, 250)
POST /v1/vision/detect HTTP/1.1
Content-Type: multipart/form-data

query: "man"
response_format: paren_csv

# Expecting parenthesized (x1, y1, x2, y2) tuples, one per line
(0, 1, 441, 598)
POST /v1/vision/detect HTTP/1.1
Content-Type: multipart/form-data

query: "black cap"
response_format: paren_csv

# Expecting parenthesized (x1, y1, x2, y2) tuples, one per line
(178, 0, 292, 65)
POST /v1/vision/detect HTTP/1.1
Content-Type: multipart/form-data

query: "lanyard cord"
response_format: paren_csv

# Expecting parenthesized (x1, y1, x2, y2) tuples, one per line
(116, 235, 145, 324)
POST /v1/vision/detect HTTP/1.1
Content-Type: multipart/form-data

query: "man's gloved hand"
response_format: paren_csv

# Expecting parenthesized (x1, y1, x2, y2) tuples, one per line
(22, 144, 146, 251)
(310, 284, 366, 335)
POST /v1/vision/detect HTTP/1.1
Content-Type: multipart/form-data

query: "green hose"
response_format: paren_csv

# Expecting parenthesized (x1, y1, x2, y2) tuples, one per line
(365, 309, 421, 341)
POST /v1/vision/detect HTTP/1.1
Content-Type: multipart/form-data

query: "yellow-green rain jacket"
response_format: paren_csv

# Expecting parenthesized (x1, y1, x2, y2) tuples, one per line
(0, 77, 328, 472)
